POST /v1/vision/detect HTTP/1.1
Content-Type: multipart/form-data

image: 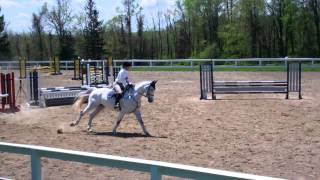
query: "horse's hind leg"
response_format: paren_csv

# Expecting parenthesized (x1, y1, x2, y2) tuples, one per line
(70, 101, 97, 126)
(87, 105, 104, 132)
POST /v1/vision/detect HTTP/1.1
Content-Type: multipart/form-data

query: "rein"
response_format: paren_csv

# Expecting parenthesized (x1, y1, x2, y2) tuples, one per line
(129, 85, 153, 113)
(137, 85, 153, 98)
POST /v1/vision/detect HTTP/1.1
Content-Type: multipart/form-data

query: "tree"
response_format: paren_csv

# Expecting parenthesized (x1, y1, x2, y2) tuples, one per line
(224, 0, 235, 22)
(32, 5, 47, 60)
(310, 0, 320, 56)
(267, 0, 286, 57)
(73, 13, 87, 58)
(46, 0, 74, 59)
(4, 0, 320, 60)
(175, 0, 192, 58)
(151, 17, 158, 59)
(157, 12, 164, 59)
(294, 0, 316, 57)
(83, 0, 104, 59)
(240, 0, 265, 57)
(14, 35, 22, 57)
(122, 0, 138, 58)
(164, 12, 174, 58)
(136, 8, 144, 58)
(0, 7, 10, 59)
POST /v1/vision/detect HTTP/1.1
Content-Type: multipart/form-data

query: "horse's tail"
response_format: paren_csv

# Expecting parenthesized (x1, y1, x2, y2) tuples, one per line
(73, 88, 95, 111)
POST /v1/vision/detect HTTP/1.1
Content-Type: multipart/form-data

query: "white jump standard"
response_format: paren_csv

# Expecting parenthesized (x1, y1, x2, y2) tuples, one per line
(200, 61, 302, 100)
(81, 60, 110, 86)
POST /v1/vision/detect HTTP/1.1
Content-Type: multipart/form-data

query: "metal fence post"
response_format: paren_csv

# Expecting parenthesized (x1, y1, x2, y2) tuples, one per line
(31, 150, 41, 180)
(150, 166, 161, 180)
(312, 60, 314, 68)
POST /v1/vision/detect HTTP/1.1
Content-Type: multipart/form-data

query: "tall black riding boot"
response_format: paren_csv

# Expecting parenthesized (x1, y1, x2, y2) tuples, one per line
(114, 93, 122, 110)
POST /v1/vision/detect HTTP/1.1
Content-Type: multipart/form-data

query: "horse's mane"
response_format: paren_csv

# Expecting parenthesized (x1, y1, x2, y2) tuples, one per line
(134, 81, 152, 90)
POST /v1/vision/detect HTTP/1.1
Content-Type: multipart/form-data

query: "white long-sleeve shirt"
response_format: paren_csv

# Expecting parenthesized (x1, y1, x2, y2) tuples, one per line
(115, 68, 129, 86)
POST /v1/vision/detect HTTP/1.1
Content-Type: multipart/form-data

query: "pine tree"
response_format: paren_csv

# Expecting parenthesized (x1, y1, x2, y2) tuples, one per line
(84, 0, 104, 59)
(60, 31, 75, 60)
(0, 7, 10, 59)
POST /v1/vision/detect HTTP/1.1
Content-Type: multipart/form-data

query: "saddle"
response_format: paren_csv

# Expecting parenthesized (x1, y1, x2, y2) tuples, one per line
(112, 83, 135, 95)
(113, 84, 135, 110)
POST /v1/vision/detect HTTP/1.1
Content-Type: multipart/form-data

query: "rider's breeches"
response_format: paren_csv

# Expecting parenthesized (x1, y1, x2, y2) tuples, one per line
(114, 82, 125, 94)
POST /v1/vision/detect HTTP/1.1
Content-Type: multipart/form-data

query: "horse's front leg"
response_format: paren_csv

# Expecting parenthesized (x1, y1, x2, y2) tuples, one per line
(134, 109, 150, 136)
(112, 112, 125, 135)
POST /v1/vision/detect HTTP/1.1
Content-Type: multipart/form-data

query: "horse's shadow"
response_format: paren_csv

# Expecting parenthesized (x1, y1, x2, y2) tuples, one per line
(88, 131, 167, 139)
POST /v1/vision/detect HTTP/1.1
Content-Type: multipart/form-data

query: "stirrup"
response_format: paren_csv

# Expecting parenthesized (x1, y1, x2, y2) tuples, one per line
(114, 104, 121, 110)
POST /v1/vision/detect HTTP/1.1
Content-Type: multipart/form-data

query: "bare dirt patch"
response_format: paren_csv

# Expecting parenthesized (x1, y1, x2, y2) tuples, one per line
(1, 70, 320, 179)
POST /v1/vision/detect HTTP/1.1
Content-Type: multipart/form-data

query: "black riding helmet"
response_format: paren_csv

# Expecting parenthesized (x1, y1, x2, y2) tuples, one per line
(122, 62, 132, 68)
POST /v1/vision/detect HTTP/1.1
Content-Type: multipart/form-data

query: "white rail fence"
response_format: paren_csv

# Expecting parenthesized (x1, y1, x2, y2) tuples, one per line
(113, 58, 320, 69)
(0, 58, 319, 71)
(0, 142, 285, 180)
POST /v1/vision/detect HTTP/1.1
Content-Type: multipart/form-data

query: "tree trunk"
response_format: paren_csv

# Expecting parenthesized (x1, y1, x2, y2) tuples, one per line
(311, 0, 320, 56)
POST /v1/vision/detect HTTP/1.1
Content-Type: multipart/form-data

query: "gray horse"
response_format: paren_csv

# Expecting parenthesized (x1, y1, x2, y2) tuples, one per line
(70, 81, 157, 136)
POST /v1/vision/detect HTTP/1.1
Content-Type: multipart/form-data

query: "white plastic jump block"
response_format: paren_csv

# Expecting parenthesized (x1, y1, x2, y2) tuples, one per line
(0, 94, 8, 98)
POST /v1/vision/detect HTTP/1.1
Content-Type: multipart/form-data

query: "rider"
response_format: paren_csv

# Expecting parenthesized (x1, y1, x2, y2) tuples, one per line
(114, 62, 132, 109)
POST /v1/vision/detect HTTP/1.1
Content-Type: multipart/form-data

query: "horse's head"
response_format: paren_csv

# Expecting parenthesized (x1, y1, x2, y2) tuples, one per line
(145, 80, 157, 103)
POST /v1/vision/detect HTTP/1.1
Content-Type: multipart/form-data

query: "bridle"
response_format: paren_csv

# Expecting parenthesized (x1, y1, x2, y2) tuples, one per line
(129, 84, 154, 113)
(138, 85, 154, 98)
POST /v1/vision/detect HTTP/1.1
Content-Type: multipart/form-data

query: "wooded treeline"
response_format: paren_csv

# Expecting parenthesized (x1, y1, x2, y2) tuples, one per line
(0, 0, 320, 61)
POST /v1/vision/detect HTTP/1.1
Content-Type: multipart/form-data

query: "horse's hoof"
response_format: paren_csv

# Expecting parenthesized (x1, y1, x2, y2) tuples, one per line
(112, 131, 117, 135)
(87, 128, 94, 133)
(70, 122, 75, 127)
(145, 133, 151, 137)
